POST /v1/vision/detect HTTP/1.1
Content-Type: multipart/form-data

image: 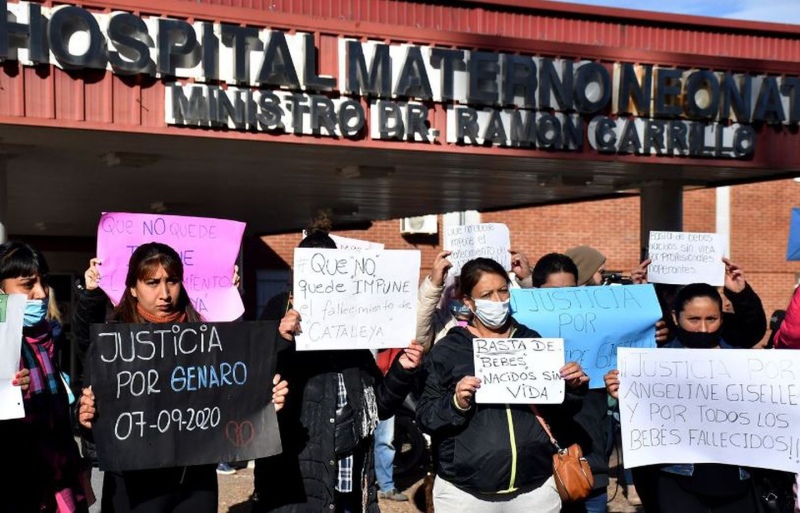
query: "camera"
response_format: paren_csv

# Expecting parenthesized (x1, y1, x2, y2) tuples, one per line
(601, 271, 633, 285)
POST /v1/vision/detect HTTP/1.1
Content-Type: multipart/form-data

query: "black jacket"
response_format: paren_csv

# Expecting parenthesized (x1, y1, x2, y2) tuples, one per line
(72, 285, 217, 513)
(658, 284, 766, 348)
(416, 320, 586, 496)
(560, 388, 612, 490)
(721, 284, 767, 348)
(253, 345, 418, 513)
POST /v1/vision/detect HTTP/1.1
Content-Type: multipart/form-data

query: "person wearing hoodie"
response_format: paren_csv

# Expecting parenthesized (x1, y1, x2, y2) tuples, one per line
(564, 246, 607, 287)
(416, 257, 588, 512)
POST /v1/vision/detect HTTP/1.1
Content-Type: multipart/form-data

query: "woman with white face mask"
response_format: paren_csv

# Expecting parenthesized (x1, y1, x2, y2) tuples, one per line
(0, 241, 92, 513)
(416, 257, 588, 513)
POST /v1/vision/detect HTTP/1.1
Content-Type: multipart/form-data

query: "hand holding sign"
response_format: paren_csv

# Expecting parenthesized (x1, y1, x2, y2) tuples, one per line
(279, 309, 302, 341)
(78, 387, 96, 429)
(85, 258, 102, 291)
(397, 341, 424, 370)
(272, 375, 288, 413)
(12, 368, 30, 391)
(455, 376, 482, 410)
(723, 258, 747, 293)
(604, 369, 620, 399)
(430, 251, 453, 287)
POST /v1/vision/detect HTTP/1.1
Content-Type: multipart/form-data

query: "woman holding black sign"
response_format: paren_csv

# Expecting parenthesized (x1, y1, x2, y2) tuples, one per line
(75, 242, 289, 513)
(0, 241, 92, 513)
(416, 257, 589, 513)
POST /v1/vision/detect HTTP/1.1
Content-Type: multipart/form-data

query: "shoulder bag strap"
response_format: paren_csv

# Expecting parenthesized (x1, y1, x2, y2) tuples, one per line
(530, 404, 563, 452)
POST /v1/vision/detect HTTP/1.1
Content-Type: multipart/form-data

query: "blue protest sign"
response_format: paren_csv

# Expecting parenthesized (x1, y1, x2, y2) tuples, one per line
(786, 208, 800, 261)
(510, 284, 662, 388)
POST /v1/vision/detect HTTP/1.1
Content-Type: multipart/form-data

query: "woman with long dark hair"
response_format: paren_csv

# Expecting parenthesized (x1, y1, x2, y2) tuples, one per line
(1, 241, 91, 513)
(76, 242, 288, 513)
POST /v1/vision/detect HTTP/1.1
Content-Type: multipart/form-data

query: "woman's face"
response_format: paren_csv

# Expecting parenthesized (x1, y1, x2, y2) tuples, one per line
(0, 274, 48, 300)
(464, 271, 509, 308)
(131, 264, 181, 318)
(676, 297, 722, 333)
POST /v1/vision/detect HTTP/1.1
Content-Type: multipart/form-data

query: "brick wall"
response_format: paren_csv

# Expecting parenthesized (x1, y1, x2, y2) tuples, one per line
(254, 179, 800, 340)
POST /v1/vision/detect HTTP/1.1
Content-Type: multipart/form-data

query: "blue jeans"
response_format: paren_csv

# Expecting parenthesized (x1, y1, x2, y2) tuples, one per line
(374, 417, 395, 491)
(584, 490, 608, 513)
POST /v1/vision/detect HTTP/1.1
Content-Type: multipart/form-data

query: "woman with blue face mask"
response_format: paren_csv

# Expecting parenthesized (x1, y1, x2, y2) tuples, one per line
(416, 257, 589, 513)
(0, 241, 92, 513)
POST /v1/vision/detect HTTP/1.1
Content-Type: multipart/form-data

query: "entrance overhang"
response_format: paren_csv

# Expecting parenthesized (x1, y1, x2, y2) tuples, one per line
(3, 0, 800, 237)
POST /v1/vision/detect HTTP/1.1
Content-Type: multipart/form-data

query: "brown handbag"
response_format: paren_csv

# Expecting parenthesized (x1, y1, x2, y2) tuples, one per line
(530, 405, 594, 503)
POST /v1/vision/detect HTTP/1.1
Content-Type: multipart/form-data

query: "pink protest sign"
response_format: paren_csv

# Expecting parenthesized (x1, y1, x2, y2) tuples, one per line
(96, 213, 245, 322)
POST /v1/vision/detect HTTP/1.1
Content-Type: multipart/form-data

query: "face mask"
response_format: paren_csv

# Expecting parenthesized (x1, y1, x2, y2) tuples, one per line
(677, 326, 721, 349)
(470, 298, 510, 330)
(448, 300, 472, 319)
(24, 298, 49, 327)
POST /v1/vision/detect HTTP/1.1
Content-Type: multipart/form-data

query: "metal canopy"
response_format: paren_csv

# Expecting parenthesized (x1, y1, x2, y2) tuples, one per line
(1, 124, 795, 237)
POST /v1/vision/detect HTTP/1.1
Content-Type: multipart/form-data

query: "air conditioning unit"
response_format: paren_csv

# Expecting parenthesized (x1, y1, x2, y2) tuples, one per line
(401, 215, 438, 234)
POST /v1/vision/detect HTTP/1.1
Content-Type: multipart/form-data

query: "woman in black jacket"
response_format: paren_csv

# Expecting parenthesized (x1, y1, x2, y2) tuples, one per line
(252, 226, 424, 513)
(75, 242, 288, 513)
(416, 257, 588, 512)
(606, 283, 760, 513)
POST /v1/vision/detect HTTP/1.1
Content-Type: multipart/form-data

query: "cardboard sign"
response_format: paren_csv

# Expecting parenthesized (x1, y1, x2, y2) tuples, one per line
(330, 235, 385, 251)
(292, 248, 420, 350)
(88, 322, 281, 471)
(443, 223, 511, 275)
(647, 231, 726, 286)
(618, 348, 800, 473)
(473, 338, 565, 404)
(0, 294, 25, 420)
(511, 285, 662, 388)
(96, 212, 246, 321)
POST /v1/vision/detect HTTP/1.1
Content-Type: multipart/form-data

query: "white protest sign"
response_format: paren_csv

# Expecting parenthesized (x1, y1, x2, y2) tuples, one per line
(618, 348, 800, 473)
(473, 338, 565, 404)
(444, 223, 511, 275)
(0, 294, 26, 420)
(647, 231, 726, 286)
(330, 235, 385, 251)
(292, 248, 420, 350)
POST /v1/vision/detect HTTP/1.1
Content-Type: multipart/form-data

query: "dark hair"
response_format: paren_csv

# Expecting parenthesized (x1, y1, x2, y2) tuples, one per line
(460, 258, 510, 297)
(114, 242, 202, 323)
(532, 253, 578, 287)
(672, 283, 722, 316)
(300, 211, 337, 249)
(0, 241, 49, 284)
(299, 232, 337, 249)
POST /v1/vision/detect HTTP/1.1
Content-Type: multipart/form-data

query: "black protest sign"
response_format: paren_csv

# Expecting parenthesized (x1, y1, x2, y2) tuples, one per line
(88, 321, 281, 472)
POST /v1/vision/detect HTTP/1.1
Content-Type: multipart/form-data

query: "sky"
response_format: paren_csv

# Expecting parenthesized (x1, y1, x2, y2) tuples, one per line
(548, 0, 800, 25)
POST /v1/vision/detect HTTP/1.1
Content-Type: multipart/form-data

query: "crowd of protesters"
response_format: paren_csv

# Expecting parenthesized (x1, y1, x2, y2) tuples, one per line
(2, 213, 800, 513)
